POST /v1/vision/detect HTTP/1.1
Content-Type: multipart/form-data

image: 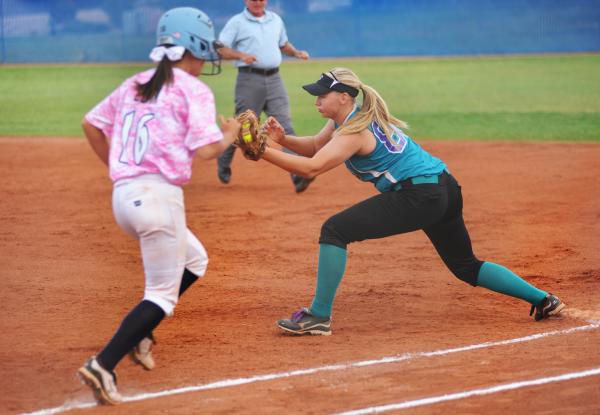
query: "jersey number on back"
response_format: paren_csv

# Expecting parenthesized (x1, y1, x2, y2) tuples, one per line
(372, 122, 407, 154)
(119, 111, 155, 165)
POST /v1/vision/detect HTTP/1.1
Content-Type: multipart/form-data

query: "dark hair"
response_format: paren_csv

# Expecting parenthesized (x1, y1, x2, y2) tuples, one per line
(135, 51, 182, 102)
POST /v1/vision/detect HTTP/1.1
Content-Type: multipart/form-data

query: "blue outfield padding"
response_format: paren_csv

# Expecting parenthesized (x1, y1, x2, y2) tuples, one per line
(1, 0, 599, 63)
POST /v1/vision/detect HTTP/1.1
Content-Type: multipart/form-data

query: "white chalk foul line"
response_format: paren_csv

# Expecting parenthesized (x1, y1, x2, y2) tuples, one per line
(335, 366, 600, 415)
(22, 322, 600, 415)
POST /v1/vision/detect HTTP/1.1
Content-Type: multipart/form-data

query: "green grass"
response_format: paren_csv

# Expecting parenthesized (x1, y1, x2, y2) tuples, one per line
(1, 54, 599, 140)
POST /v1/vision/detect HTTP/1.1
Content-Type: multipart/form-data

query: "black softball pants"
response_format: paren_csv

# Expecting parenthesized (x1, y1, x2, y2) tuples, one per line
(319, 172, 483, 286)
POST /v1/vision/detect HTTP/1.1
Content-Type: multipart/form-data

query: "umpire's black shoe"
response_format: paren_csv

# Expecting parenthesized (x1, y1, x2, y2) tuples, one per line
(530, 294, 565, 321)
(292, 175, 314, 193)
(217, 165, 232, 184)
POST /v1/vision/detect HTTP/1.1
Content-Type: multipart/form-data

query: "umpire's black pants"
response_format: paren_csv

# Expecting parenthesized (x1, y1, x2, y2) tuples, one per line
(319, 172, 483, 286)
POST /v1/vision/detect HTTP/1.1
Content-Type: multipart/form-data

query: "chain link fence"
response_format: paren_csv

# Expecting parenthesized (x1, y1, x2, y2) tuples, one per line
(1, 0, 599, 63)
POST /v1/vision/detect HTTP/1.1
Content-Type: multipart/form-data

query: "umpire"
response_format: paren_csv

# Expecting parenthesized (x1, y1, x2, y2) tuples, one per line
(216, 0, 314, 193)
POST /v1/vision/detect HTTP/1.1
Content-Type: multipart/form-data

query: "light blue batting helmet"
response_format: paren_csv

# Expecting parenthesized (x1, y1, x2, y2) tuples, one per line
(156, 7, 221, 68)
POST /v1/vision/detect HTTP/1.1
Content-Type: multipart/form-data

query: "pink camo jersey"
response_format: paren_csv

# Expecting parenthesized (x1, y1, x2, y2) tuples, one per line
(85, 68, 223, 185)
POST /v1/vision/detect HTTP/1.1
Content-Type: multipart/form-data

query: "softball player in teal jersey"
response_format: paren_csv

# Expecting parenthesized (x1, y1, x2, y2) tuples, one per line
(261, 67, 565, 335)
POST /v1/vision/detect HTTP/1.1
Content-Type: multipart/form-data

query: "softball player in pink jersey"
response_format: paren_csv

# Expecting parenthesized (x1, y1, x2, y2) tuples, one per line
(77, 7, 239, 405)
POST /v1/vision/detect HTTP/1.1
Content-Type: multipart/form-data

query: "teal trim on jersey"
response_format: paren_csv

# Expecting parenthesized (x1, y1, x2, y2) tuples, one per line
(310, 244, 347, 318)
(339, 107, 446, 193)
(477, 262, 547, 305)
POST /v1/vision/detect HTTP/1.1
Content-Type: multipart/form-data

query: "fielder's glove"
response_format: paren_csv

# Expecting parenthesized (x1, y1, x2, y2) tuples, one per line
(234, 109, 268, 161)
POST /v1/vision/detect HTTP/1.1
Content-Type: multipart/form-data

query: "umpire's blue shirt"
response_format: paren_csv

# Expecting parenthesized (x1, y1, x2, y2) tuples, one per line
(218, 8, 288, 69)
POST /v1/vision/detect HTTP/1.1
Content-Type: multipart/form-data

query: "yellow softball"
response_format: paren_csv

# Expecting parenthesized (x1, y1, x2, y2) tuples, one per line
(241, 121, 253, 142)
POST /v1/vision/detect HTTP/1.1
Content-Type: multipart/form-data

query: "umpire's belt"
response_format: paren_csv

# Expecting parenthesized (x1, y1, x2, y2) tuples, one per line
(393, 171, 448, 191)
(238, 66, 279, 76)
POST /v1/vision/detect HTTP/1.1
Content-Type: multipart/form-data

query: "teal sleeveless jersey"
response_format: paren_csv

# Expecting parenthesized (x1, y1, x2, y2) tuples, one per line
(341, 113, 446, 193)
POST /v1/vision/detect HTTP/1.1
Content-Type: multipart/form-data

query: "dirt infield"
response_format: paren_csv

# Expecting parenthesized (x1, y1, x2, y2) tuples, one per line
(1, 138, 599, 415)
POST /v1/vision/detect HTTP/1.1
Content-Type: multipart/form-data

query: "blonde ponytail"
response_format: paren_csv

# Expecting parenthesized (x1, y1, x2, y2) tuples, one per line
(330, 68, 408, 142)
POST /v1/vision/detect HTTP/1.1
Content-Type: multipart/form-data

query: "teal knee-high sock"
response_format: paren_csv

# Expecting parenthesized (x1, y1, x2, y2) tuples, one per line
(310, 244, 347, 318)
(477, 262, 547, 305)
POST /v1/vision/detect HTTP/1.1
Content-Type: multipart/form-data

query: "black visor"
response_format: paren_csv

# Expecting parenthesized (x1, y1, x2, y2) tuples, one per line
(302, 73, 359, 97)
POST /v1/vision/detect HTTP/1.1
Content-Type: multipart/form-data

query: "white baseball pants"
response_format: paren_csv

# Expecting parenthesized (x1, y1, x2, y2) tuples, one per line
(112, 174, 208, 315)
